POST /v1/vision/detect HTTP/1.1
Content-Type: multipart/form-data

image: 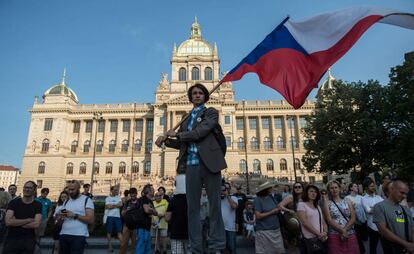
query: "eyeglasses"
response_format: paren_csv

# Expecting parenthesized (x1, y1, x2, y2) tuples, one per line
(294, 186, 302, 189)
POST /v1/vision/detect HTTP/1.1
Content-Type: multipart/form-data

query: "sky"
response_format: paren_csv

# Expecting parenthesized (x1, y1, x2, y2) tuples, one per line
(0, 0, 413, 168)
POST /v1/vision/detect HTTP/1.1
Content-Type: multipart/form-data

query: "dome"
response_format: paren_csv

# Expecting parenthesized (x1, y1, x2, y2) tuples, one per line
(43, 69, 79, 103)
(176, 17, 213, 56)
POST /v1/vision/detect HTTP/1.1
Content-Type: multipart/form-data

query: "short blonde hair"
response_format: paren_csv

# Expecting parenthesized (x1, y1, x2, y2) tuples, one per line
(0, 191, 11, 209)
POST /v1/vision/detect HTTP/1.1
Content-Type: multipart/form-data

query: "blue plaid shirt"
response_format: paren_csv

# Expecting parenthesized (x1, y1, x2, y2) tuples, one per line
(186, 104, 205, 166)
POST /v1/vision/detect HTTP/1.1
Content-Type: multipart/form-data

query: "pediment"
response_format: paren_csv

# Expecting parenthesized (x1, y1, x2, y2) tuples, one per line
(166, 93, 223, 104)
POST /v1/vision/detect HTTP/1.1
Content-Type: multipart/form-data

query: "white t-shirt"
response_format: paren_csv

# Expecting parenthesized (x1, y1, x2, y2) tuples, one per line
(361, 194, 383, 231)
(221, 196, 238, 232)
(105, 195, 122, 217)
(56, 195, 94, 237)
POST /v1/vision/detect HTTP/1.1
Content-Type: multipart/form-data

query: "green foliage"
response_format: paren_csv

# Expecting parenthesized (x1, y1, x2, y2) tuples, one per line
(303, 52, 414, 182)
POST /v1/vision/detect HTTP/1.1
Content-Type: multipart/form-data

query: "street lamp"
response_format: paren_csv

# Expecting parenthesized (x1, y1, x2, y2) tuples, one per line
(289, 115, 298, 182)
(90, 112, 103, 194)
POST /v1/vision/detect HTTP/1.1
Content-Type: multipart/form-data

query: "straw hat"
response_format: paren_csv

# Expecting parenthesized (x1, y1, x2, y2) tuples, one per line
(255, 181, 275, 194)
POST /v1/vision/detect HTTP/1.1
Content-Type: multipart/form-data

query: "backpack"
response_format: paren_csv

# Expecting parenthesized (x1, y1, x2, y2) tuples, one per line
(63, 196, 95, 233)
(123, 200, 146, 230)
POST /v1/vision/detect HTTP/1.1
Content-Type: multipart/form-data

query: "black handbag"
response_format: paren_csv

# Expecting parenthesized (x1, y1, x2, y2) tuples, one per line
(302, 207, 326, 254)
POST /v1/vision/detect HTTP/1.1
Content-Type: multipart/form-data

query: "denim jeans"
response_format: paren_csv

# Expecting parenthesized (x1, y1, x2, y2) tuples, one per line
(136, 228, 151, 254)
(225, 230, 237, 254)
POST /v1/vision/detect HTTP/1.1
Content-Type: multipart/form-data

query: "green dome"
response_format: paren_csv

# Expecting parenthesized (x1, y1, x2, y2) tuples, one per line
(44, 83, 79, 102)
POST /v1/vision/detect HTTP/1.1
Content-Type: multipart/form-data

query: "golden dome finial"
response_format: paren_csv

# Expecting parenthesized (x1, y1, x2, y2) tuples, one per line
(191, 17, 201, 39)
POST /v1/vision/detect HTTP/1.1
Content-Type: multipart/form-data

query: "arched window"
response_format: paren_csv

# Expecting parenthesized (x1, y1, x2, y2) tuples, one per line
(276, 136, 285, 149)
(83, 140, 91, 153)
(96, 140, 103, 153)
(294, 158, 301, 171)
(109, 140, 116, 153)
(266, 159, 274, 171)
(280, 159, 287, 171)
(253, 159, 261, 174)
(237, 137, 245, 150)
(239, 160, 247, 173)
(191, 67, 200, 80)
(146, 139, 152, 152)
(134, 139, 142, 152)
(251, 137, 259, 150)
(94, 162, 100, 174)
(79, 162, 87, 175)
(179, 67, 186, 81)
(106, 162, 113, 174)
(66, 162, 73, 175)
(119, 162, 126, 174)
(143, 161, 151, 175)
(132, 161, 139, 174)
(121, 140, 129, 152)
(38, 161, 45, 174)
(290, 136, 298, 148)
(42, 139, 49, 152)
(264, 137, 272, 150)
(204, 67, 212, 80)
(71, 140, 78, 153)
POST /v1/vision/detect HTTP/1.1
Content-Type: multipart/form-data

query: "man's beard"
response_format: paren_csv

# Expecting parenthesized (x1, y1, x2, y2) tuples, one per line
(70, 189, 80, 199)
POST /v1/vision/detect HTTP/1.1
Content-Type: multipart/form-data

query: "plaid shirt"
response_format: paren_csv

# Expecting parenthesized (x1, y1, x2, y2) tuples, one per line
(186, 104, 205, 166)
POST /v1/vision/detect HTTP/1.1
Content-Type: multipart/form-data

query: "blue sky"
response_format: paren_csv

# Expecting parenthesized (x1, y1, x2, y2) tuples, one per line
(0, 0, 413, 168)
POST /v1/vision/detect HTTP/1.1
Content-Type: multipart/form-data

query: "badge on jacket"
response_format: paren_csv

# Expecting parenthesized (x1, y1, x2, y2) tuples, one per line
(197, 117, 202, 122)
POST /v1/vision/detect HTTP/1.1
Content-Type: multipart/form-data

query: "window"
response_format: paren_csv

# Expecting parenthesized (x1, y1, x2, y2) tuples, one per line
(134, 139, 142, 151)
(179, 67, 186, 81)
(237, 137, 245, 150)
(135, 119, 143, 132)
(204, 67, 212, 80)
(294, 158, 301, 171)
(83, 140, 91, 153)
(73, 121, 80, 133)
(42, 139, 49, 152)
(132, 161, 139, 174)
(71, 140, 78, 153)
(224, 116, 231, 125)
(262, 117, 270, 129)
(253, 159, 261, 174)
(146, 139, 152, 152)
(144, 161, 151, 175)
(66, 163, 73, 175)
(290, 136, 298, 148)
(160, 116, 166, 126)
(109, 140, 116, 153)
(276, 136, 285, 149)
(79, 162, 86, 175)
(251, 137, 259, 150)
(96, 140, 103, 153)
(119, 162, 126, 174)
(106, 162, 113, 174)
(288, 117, 295, 129)
(280, 159, 287, 171)
(37, 180, 43, 188)
(191, 67, 200, 80)
(225, 136, 231, 148)
(239, 160, 247, 173)
(110, 120, 118, 132)
(266, 159, 274, 171)
(274, 117, 283, 129)
(38, 161, 45, 174)
(121, 140, 129, 152)
(264, 137, 272, 150)
(98, 120, 105, 132)
(94, 162, 100, 174)
(85, 121, 93, 133)
(249, 117, 257, 129)
(236, 118, 244, 130)
(123, 120, 130, 132)
(146, 119, 154, 133)
(44, 118, 53, 131)
(309, 176, 316, 184)
(300, 117, 308, 128)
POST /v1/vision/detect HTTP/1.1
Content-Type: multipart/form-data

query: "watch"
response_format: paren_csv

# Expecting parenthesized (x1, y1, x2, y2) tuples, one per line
(74, 214, 79, 220)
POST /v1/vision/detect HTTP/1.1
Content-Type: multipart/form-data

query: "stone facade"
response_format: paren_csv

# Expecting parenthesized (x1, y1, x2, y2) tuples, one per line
(0, 165, 20, 189)
(19, 19, 324, 199)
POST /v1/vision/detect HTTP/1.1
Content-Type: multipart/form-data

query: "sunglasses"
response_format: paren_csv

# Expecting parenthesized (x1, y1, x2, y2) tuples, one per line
(294, 186, 302, 189)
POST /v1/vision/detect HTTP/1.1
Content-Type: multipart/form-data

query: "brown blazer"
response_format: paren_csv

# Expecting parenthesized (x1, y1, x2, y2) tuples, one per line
(164, 107, 227, 173)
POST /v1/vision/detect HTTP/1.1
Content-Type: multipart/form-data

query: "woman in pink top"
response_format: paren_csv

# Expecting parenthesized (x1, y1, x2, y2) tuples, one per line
(297, 185, 328, 254)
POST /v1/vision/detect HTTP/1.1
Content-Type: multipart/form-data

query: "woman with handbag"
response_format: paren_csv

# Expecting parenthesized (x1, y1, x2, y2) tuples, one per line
(323, 180, 360, 254)
(297, 185, 328, 254)
(52, 191, 69, 254)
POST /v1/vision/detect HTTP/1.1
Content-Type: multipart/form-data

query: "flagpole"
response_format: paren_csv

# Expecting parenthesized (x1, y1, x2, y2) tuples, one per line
(289, 115, 298, 182)
(242, 100, 250, 194)
(130, 102, 136, 189)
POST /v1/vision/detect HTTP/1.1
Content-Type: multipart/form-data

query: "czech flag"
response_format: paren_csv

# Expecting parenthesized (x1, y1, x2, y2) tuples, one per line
(220, 7, 414, 109)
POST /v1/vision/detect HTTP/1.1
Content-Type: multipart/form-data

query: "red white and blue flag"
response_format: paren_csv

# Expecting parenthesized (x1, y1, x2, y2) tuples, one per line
(220, 7, 414, 109)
